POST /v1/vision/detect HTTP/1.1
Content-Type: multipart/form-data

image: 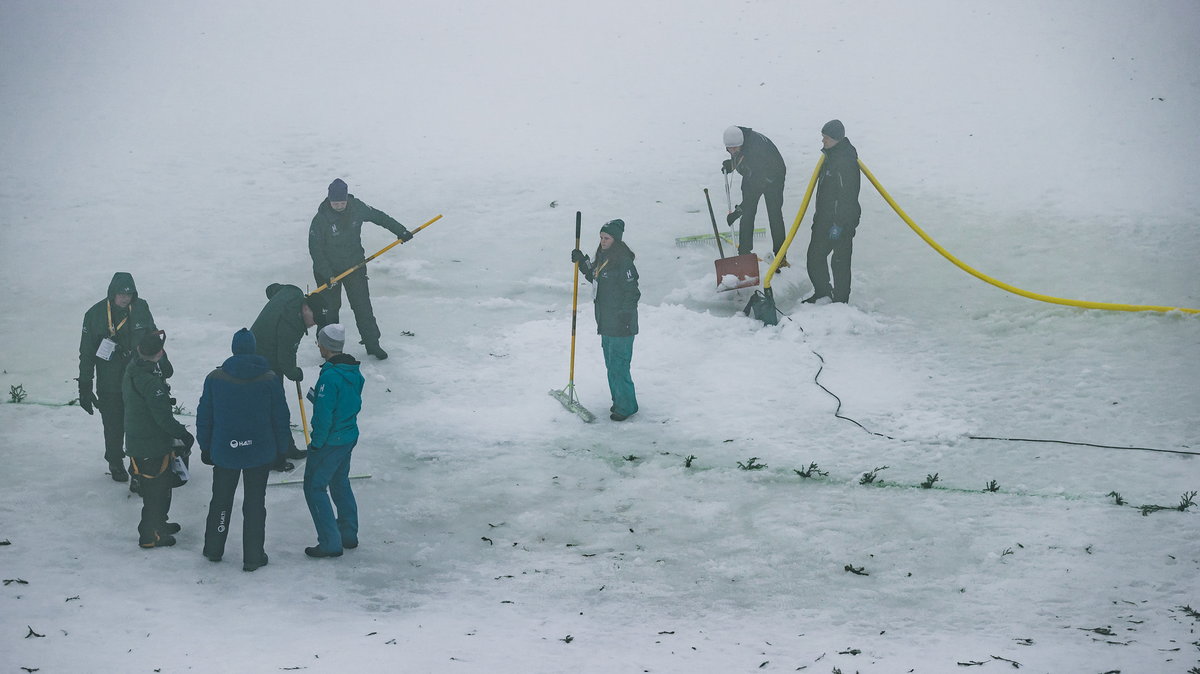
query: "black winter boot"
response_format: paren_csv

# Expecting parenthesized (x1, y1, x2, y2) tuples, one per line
(365, 342, 389, 360)
(109, 462, 129, 482)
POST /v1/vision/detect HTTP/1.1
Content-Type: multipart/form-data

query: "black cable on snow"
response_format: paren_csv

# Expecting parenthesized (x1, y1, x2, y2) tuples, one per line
(795, 323, 1198, 457)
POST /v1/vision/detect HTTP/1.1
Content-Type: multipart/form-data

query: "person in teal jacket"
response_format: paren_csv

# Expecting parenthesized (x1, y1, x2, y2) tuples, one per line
(302, 324, 365, 558)
(570, 218, 640, 421)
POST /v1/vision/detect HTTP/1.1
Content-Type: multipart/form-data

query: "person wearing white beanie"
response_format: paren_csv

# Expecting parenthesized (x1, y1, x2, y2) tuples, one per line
(303, 324, 365, 558)
(720, 125, 788, 260)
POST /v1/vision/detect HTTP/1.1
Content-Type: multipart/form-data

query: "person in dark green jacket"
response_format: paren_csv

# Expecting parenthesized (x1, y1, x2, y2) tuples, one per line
(250, 283, 320, 471)
(78, 272, 160, 483)
(804, 119, 861, 304)
(570, 219, 640, 421)
(308, 178, 412, 360)
(123, 331, 194, 549)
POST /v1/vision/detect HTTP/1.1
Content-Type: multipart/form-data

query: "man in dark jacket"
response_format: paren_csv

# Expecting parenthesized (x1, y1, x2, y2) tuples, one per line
(804, 119, 862, 304)
(250, 283, 319, 470)
(309, 178, 412, 360)
(123, 330, 193, 549)
(78, 272, 160, 483)
(197, 328, 291, 571)
(722, 126, 788, 258)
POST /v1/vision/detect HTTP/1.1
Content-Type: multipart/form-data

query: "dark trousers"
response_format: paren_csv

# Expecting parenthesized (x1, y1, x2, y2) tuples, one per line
(204, 464, 270, 564)
(315, 267, 381, 346)
(738, 181, 786, 256)
(96, 391, 125, 465)
(131, 455, 173, 544)
(806, 226, 855, 301)
(270, 375, 299, 455)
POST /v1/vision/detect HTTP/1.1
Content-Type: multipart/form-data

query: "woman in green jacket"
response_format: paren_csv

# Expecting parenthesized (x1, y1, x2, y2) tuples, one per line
(571, 219, 640, 421)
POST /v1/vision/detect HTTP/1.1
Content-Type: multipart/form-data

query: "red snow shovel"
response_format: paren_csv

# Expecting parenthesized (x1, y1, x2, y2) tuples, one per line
(705, 188, 760, 292)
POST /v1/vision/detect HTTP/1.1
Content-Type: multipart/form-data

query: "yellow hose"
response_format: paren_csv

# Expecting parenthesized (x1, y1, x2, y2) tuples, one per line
(858, 160, 1198, 314)
(773, 156, 1196, 314)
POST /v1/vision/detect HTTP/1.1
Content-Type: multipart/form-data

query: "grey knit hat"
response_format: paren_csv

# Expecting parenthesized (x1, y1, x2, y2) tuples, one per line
(317, 324, 345, 352)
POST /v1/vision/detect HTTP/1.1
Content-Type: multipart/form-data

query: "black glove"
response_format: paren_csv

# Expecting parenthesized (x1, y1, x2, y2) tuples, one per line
(721, 159, 733, 174)
(327, 277, 339, 289)
(78, 381, 96, 415)
(177, 430, 195, 455)
(398, 228, 414, 242)
(726, 205, 743, 226)
(288, 367, 304, 382)
(200, 449, 213, 466)
(572, 250, 592, 277)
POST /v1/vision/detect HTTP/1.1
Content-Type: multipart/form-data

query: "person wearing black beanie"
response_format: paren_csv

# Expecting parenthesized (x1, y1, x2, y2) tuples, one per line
(570, 219, 640, 421)
(309, 178, 413, 360)
(804, 119, 861, 304)
(122, 328, 194, 548)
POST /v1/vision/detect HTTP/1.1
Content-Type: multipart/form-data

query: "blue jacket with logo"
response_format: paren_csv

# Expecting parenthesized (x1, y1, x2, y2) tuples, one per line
(197, 353, 291, 469)
(307, 353, 364, 449)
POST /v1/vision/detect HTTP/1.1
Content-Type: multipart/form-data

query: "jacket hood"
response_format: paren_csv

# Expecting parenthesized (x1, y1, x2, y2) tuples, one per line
(107, 272, 138, 303)
(321, 353, 362, 384)
(221, 353, 272, 380)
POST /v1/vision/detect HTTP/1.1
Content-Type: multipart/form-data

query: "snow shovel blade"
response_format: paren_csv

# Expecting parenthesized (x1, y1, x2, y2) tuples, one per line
(743, 288, 779, 325)
(715, 253, 760, 292)
(549, 387, 596, 423)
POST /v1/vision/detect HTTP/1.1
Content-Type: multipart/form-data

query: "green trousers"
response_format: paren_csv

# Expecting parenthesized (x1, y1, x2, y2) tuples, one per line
(601, 335, 638, 416)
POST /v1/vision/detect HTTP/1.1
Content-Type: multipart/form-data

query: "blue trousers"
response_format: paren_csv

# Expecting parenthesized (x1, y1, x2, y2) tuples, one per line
(303, 442, 358, 553)
(601, 335, 638, 416)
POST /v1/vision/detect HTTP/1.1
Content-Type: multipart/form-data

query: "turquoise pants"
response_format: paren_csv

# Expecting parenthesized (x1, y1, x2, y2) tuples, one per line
(601, 335, 638, 416)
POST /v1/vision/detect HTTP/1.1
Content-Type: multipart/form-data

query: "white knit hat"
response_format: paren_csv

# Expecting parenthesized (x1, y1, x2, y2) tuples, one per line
(317, 323, 346, 352)
(723, 125, 744, 147)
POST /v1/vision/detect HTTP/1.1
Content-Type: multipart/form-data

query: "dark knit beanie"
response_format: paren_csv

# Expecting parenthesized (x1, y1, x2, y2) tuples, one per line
(328, 178, 348, 201)
(821, 119, 845, 141)
(600, 218, 625, 241)
(231, 328, 256, 355)
(138, 330, 165, 357)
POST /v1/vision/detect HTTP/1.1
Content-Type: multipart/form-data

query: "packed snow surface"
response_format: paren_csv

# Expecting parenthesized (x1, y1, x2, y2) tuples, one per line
(1, 1, 1197, 672)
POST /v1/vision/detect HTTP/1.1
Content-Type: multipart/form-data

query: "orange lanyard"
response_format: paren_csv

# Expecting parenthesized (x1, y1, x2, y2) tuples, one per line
(105, 301, 129, 338)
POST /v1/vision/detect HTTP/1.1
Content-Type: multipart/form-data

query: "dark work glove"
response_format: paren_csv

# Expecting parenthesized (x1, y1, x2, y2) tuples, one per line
(288, 367, 304, 382)
(178, 430, 195, 455)
(327, 277, 339, 289)
(726, 205, 743, 226)
(721, 159, 733, 174)
(572, 250, 592, 277)
(78, 381, 96, 415)
(828, 224, 843, 241)
(200, 449, 213, 466)
(398, 228, 414, 242)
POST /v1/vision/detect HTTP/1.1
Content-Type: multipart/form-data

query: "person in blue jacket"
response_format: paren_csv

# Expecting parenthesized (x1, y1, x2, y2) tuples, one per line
(303, 324, 365, 558)
(571, 219, 640, 421)
(196, 328, 291, 571)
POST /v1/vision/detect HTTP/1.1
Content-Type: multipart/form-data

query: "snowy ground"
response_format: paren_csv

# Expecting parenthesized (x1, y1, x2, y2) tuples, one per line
(1, 1, 1198, 673)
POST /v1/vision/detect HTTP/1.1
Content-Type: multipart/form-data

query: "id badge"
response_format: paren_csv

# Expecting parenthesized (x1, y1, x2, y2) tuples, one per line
(96, 338, 118, 361)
